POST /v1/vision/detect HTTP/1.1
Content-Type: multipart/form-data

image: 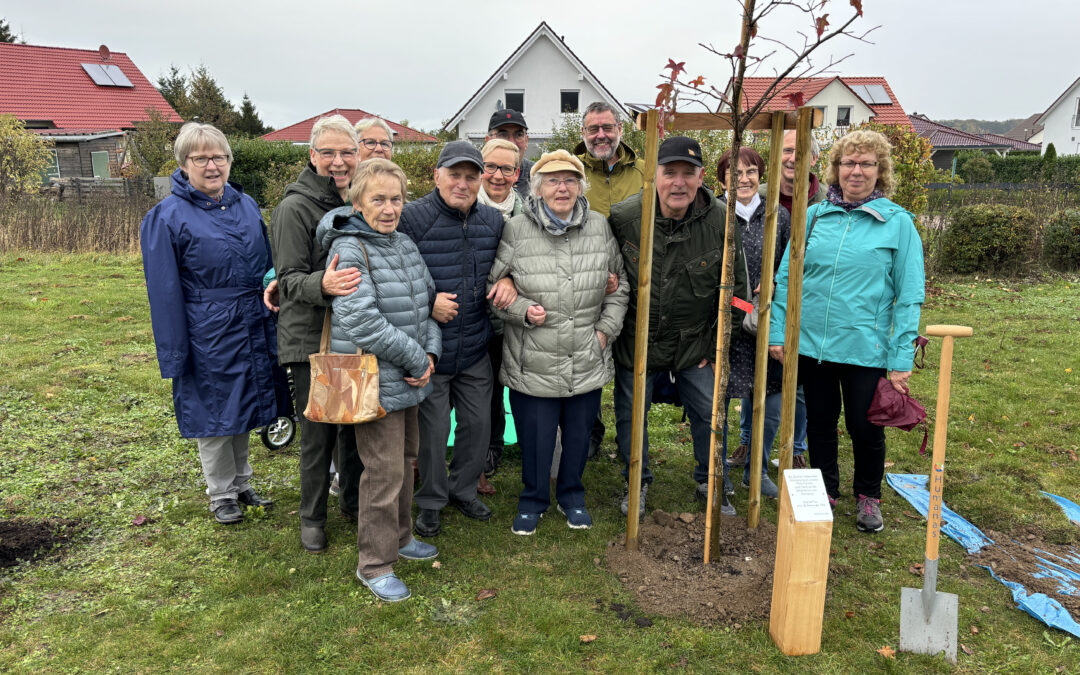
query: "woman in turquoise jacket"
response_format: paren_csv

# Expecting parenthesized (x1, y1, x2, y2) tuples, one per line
(768, 129, 924, 534)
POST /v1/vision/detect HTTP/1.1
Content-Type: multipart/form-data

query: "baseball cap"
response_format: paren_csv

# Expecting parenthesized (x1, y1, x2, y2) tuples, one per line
(437, 141, 484, 170)
(488, 109, 528, 131)
(657, 136, 703, 167)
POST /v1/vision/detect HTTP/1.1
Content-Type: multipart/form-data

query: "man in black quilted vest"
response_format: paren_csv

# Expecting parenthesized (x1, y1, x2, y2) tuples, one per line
(398, 141, 507, 537)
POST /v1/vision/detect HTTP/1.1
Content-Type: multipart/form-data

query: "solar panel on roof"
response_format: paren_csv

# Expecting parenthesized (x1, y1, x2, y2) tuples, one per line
(102, 64, 134, 88)
(81, 63, 113, 86)
(863, 84, 891, 104)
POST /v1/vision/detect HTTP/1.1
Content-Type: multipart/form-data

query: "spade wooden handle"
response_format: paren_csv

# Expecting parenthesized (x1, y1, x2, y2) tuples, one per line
(926, 325, 973, 338)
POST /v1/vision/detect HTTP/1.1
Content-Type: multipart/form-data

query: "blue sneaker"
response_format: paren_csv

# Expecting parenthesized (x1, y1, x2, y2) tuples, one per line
(558, 505, 593, 530)
(511, 512, 541, 535)
(357, 571, 410, 602)
(398, 538, 438, 561)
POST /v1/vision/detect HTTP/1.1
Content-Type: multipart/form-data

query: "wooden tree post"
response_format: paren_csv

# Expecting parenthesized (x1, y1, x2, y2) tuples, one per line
(746, 111, 787, 529)
(625, 109, 661, 551)
(775, 107, 814, 492)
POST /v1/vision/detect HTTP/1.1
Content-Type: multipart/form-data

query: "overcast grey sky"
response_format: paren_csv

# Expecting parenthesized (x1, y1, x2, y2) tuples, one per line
(5, 0, 1075, 131)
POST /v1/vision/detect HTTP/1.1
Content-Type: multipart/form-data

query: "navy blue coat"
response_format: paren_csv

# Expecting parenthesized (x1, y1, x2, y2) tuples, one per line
(141, 169, 283, 438)
(397, 189, 503, 376)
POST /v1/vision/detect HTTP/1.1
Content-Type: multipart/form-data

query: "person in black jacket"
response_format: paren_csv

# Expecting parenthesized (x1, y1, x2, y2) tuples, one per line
(397, 141, 516, 538)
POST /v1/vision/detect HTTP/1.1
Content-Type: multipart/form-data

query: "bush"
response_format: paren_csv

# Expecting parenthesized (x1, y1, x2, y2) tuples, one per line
(959, 155, 994, 184)
(0, 114, 53, 200)
(952, 149, 1080, 184)
(1042, 209, 1080, 271)
(260, 159, 306, 214)
(227, 137, 309, 207)
(939, 204, 1038, 274)
(393, 142, 441, 200)
(855, 121, 950, 215)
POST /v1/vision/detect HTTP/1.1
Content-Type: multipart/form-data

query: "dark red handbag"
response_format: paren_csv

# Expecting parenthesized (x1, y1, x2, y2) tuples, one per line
(867, 376, 928, 454)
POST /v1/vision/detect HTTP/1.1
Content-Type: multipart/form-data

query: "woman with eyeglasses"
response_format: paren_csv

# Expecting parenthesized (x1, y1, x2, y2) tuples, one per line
(355, 117, 395, 160)
(141, 122, 281, 525)
(768, 128, 925, 534)
(487, 150, 628, 535)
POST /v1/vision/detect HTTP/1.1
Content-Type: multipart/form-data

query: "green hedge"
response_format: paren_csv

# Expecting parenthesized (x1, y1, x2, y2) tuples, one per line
(939, 204, 1038, 274)
(954, 150, 1080, 184)
(227, 137, 309, 207)
(1042, 209, 1080, 271)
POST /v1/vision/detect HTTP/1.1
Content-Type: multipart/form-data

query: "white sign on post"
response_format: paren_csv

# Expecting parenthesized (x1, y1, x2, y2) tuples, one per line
(784, 469, 833, 522)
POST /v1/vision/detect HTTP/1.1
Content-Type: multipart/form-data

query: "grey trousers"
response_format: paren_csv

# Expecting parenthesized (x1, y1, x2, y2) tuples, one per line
(196, 433, 252, 504)
(415, 355, 492, 510)
(354, 406, 418, 579)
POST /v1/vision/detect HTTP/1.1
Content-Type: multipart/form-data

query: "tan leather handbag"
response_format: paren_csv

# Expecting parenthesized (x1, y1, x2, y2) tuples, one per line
(303, 243, 385, 425)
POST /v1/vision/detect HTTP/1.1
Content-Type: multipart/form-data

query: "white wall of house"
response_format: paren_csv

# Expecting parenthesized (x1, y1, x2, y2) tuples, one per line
(806, 80, 875, 132)
(1039, 79, 1080, 155)
(454, 34, 607, 156)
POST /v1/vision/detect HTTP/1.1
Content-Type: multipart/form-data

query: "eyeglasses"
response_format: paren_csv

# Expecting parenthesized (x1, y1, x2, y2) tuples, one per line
(493, 128, 527, 141)
(584, 124, 617, 136)
(542, 177, 578, 188)
(188, 154, 229, 167)
(483, 162, 517, 177)
(360, 139, 394, 151)
(314, 148, 358, 161)
(839, 160, 878, 170)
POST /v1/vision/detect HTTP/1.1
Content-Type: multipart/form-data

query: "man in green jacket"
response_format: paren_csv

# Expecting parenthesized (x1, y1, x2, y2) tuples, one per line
(608, 136, 749, 518)
(574, 102, 645, 218)
(267, 115, 365, 553)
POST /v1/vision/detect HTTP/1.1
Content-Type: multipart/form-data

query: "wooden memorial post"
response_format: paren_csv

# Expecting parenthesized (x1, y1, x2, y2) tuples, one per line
(625, 108, 820, 554)
(769, 467, 833, 655)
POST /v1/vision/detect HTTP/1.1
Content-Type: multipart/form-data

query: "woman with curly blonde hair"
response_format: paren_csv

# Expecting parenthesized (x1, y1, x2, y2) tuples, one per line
(768, 128, 924, 534)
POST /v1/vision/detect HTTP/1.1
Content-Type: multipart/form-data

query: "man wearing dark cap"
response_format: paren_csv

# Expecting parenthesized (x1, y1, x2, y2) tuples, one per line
(398, 141, 509, 537)
(607, 136, 749, 519)
(486, 109, 532, 198)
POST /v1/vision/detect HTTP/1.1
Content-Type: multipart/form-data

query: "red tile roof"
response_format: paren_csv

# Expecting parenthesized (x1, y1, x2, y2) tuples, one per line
(261, 109, 437, 143)
(977, 133, 1040, 152)
(0, 42, 181, 131)
(735, 75, 912, 129)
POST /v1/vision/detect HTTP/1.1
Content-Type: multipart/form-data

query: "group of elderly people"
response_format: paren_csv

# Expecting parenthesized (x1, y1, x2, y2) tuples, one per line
(141, 104, 923, 601)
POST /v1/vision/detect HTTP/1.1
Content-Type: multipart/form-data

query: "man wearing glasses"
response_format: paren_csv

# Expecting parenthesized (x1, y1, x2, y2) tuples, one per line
(486, 109, 532, 198)
(573, 102, 645, 218)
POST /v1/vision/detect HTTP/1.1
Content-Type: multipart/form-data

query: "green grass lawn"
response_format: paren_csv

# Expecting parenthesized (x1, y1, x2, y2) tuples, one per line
(1, 253, 1077, 673)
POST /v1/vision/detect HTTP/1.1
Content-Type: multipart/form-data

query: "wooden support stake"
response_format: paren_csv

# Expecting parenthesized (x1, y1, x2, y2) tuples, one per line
(775, 107, 815, 494)
(746, 111, 787, 529)
(769, 468, 833, 656)
(625, 109, 660, 551)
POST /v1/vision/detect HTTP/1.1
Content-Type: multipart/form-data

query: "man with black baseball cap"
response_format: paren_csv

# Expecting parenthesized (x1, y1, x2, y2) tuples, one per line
(607, 136, 749, 519)
(397, 140, 510, 537)
(486, 109, 532, 198)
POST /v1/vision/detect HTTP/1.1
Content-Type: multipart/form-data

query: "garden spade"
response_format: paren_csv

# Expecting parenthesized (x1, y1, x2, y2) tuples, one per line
(899, 325, 972, 665)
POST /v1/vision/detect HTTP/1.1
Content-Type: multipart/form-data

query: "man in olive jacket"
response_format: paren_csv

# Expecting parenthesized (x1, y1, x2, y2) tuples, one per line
(574, 102, 645, 219)
(608, 136, 749, 518)
(268, 115, 364, 553)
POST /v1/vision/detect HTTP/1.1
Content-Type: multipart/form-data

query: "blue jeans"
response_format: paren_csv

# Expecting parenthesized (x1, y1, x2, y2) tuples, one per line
(722, 386, 809, 483)
(614, 363, 715, 485)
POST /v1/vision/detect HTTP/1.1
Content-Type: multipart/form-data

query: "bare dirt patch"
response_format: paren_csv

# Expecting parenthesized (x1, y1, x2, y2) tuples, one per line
(0, 518, 77, 569)
(606, 510, 776, 626)
(968, 528, 1080, 618)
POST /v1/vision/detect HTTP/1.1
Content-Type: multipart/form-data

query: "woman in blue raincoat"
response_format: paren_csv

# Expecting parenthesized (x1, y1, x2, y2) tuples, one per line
(141, 122, 281, 525)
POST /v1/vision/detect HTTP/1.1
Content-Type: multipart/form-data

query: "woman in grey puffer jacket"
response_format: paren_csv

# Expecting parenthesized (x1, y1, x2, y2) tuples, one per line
(488, 150, 628, 535)
(315, 159, 441, 603)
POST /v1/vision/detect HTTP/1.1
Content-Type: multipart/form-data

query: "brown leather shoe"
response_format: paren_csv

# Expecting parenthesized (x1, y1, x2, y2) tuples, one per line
(477, 474, 496, 496)
(792, 454, 808, 469)
(727, 443, 748, 467)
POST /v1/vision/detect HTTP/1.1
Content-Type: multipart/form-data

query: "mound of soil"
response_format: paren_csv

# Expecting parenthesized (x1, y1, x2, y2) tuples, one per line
(968, 529, 1080, 618)
(606, 510, 776, 626)
(0, 518, 75, 568)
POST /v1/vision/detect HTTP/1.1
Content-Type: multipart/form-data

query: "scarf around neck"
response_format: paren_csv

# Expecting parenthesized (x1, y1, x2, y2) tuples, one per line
(826, 183, 884, 211)
(734, 193, 761, 223)
(478, 184, 517, 219)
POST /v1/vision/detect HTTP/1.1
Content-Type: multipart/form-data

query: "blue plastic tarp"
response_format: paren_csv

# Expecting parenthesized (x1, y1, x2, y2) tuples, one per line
(1042, 491, 1080, 526)
(886, 473, 1080, 639)
(884, 473, 994, 554)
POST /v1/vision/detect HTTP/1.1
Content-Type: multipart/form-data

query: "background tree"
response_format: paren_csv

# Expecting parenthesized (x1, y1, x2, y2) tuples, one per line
(857, 120, 948, 214)
(0, 114, 53, 200)
(235, 94, 272, 137)
(128, 108, 181, 177)
(156, 65, 239, 134)
(156, 65, 190, 117)
(0, 17, 24, 43)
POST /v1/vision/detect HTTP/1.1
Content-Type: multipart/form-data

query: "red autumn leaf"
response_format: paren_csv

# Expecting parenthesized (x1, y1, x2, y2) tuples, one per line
(850, 0, 863, 16)
(734, 44, 745, 60)
(475, 589, 498, 601)
(750, 22, 758, 38)
(689, 75, 706, 88)
(784, 92, 805, 108)
(665, 59, 686, 77)
(844, 610, 856, 619)
(132, 515, 147, 526)
(815, 14, 830, 38)
(655, 83, 674, 108)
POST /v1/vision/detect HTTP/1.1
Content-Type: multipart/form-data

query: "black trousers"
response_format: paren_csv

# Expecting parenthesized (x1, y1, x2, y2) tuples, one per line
(798, 356, 886, 500)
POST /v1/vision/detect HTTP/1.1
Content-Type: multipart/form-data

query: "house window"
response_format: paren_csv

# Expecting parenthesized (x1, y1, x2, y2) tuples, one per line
(813, 106, 827, 127)
(91, 151, 111, 178)
(40, 149, 60, 184)
(560, 90, 579, 113)
(504, 90, 524, 113)
(1073, 98, 1080, 127)
(836, 106, 852, 127)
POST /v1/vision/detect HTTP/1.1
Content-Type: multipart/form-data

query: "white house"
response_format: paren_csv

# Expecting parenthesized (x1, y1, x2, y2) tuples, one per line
(442, 22, 626, 158)
(1035, 76, 1080, 155)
